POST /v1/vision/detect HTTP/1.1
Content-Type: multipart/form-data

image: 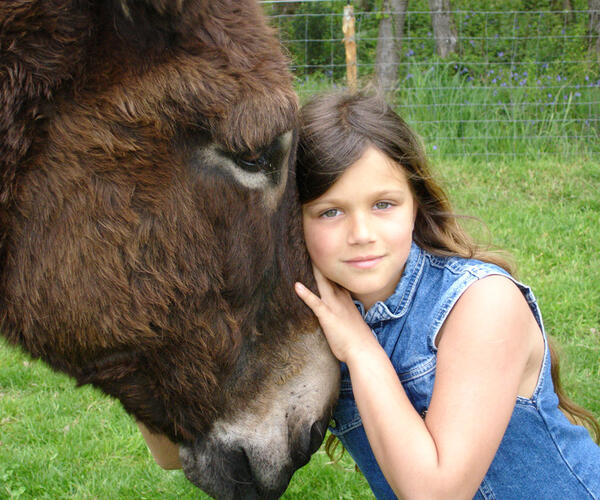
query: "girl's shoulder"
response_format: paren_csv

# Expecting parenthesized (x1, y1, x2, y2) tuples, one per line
(406, 246, 544, 349)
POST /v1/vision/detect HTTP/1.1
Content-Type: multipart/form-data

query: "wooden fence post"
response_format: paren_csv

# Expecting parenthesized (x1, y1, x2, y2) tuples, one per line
(343, 3, 357, 92)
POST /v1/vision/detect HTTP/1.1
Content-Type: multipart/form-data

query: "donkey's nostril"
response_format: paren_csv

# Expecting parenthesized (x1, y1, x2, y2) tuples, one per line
(225, 446, 254, 486)
(309, 417, 328, 455)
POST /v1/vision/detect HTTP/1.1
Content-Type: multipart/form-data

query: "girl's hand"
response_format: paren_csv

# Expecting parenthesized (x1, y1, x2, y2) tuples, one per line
(294, 267, 377, 363)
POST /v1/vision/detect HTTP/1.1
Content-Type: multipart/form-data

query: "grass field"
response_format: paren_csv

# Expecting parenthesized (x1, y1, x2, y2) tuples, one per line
(1, 153, 598, 499)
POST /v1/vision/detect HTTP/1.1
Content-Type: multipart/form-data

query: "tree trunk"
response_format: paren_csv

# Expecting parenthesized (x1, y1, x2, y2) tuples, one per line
(589, 0, 600, 55)
(271, 2, 299, 15)
(375, 0, 408, 92)
(392, 0, 408, 57)
(551, 0, 576, 23)
(429, 0, 457, 58)
(564, 0, 576, 23)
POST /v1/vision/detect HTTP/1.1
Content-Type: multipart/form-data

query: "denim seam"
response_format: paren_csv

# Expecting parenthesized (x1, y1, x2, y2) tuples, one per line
(478, 477, 496, 500)
(331, 417, 364, 435)
(398, 357, 436, 383)
(427, 272, 481, 352)
(391, 249, 425, 318)
(538, 406, 598, 499)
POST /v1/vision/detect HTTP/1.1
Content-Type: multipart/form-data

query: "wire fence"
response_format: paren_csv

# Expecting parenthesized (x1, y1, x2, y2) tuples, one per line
(261, 1, 600, 160)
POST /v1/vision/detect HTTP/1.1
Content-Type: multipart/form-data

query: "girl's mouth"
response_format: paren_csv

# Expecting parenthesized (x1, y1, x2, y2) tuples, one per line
(344, 255, 383, 269)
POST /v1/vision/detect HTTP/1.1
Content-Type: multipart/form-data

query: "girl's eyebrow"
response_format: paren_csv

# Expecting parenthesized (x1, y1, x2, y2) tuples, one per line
(371, 189, 408, 198)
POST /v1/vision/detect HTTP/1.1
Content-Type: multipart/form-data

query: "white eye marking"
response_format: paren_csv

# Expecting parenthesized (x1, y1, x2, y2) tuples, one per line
(223, 162, 271, 190)
(193, 147, 270, 190)
(192, 131, 292, 210)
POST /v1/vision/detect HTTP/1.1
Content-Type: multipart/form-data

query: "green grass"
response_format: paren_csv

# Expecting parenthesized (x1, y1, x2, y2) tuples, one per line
(0, 342, 373, 499)
(437, 156, 600, 418)
(1, 155, 598, 499)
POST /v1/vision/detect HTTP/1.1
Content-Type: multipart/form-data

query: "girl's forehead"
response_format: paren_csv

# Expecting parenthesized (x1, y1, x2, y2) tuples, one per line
(305, 146, 411, 207)
(340, 146, 409, 184)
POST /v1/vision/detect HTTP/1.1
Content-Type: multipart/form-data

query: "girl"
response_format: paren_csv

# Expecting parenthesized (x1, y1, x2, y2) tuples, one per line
(294, 91, 600, 500)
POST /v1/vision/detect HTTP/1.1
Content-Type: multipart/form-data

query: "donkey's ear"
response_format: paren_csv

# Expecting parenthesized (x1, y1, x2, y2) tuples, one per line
(0, 2, 91, 196)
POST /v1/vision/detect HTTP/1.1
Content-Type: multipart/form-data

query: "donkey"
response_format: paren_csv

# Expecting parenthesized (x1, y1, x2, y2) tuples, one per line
(0, 1, 339, 498)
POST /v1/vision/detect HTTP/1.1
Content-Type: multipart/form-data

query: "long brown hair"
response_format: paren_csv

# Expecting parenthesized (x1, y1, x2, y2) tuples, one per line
(296, 90, 599, 458)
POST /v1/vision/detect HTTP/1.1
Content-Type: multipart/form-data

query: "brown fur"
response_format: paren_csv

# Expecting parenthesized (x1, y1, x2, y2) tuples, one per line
(0, 0, 318, 444)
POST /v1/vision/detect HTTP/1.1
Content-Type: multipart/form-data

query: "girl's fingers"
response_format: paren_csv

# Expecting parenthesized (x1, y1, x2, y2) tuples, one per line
(294, 282, 325, 316)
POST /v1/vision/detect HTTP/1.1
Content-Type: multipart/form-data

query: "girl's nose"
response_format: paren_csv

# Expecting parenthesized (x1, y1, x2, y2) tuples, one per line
(347, 213, 375, 245)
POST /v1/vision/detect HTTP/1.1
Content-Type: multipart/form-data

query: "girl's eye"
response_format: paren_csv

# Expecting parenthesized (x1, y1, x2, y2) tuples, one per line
(320, 208, 342, 218)
(374, 201, 393, 210)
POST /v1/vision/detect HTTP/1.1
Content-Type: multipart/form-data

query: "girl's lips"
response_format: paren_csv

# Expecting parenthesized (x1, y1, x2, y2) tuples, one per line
(344, 256, 383, 269)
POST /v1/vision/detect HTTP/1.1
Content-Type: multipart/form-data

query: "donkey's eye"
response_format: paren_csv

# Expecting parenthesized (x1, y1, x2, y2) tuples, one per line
(236, 153, 270, 173)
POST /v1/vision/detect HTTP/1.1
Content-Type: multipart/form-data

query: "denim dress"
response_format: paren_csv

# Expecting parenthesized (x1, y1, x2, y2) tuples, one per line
(330, 243, 600, 500)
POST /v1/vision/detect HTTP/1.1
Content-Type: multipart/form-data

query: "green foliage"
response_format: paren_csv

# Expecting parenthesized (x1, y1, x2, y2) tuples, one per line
(266, 0, 597, 78)
(267, 0, 600, 159)
(264, 2, 348, 83)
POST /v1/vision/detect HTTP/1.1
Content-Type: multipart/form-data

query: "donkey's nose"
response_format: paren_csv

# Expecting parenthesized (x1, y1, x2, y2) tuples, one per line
(290, 414, 330, 470)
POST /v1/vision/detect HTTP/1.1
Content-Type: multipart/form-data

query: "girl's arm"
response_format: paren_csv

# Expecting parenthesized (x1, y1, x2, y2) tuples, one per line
(295, 270, 540, 500)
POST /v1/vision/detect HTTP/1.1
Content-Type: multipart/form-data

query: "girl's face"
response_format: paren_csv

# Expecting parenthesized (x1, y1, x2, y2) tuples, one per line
(302, 146, 417, 309)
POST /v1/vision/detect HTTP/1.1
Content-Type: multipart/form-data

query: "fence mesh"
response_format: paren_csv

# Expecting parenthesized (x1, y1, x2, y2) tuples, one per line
(261, 1, 600, 160)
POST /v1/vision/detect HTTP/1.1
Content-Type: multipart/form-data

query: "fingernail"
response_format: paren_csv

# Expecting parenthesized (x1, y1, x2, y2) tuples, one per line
(295, 282, 305, 292)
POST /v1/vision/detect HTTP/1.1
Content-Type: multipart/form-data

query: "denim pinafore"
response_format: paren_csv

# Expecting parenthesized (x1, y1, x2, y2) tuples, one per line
(330, 243, 600, 499)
